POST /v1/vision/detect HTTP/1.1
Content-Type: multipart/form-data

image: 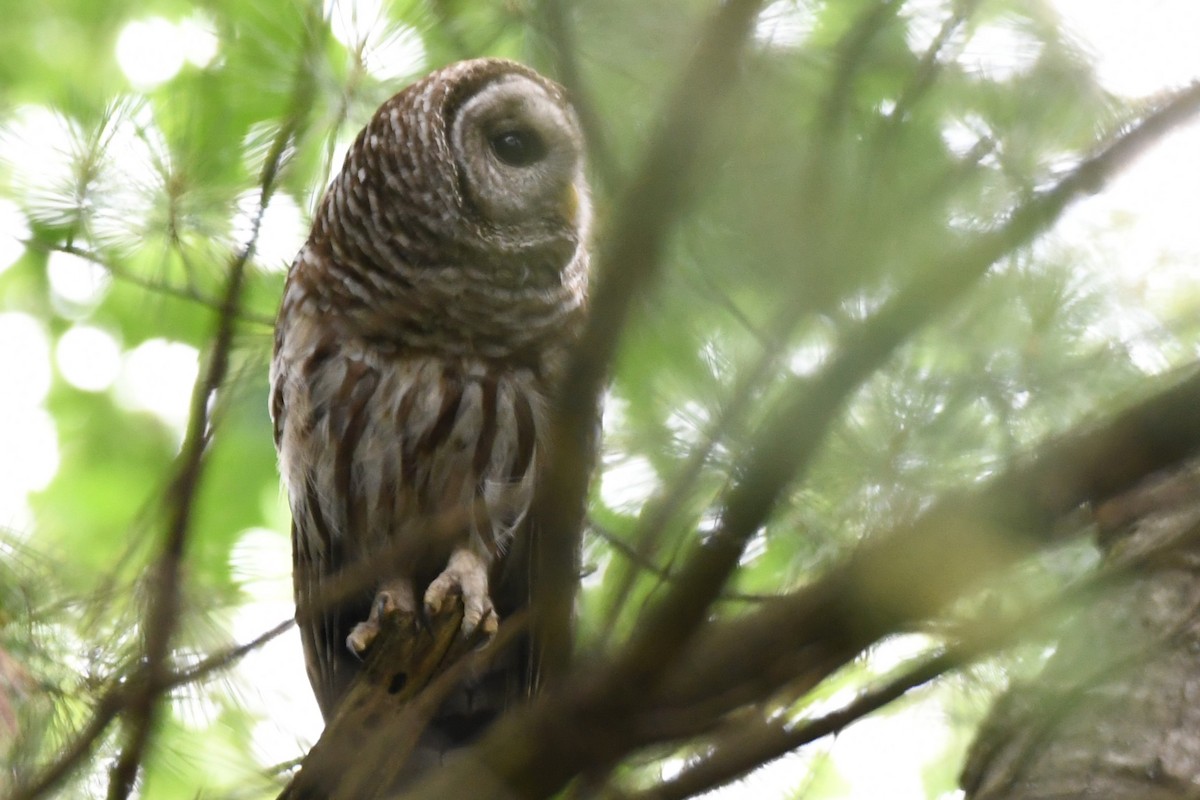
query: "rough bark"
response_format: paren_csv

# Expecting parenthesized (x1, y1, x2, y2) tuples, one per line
(963, 464, 1200, 800)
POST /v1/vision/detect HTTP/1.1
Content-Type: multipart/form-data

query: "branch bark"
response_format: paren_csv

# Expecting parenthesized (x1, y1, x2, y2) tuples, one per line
(529, 0, 767, 686)
(278, 604, 526, 799)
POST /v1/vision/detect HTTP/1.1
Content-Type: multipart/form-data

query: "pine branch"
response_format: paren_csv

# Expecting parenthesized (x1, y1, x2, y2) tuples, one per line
(29, 240, 277, 328)
(529, 0, 768, 687)
(9, 24, 319, 800)
(660, 363, 1200, 712)
(105, 89, 310, 800)
(391, 81, 1200, 800)
(608, 78, 1200, 711)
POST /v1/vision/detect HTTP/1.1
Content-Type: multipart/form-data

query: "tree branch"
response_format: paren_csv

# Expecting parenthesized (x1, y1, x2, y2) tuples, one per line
(533, 0, 619, 190)
(661, 361, 1200, 711)
(530, 0, 768, 686)
(389, 82, 1200, 799)
(105, 102, 310, 800)
(608, 78, 1200, 710)
(277, 605, 526, 799)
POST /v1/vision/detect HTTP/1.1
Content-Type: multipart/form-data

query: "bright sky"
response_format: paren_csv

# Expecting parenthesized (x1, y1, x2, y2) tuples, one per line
(0, 1, 1197, 796)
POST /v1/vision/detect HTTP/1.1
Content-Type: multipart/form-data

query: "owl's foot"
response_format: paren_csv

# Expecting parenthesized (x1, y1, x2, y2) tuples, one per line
(347, 578, 418, 658)
(424, 548, 499, 636)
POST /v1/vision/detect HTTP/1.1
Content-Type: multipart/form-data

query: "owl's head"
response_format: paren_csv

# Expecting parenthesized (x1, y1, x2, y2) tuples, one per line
(447, 61, 588, 236)
(315, 59, 590, 289)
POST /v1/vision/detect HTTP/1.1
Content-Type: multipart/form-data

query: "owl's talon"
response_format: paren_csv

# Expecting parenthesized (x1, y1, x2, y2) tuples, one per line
(346, 620, 380, 659)
(424, 549, 498, 637)
(346, 580, 417, 658)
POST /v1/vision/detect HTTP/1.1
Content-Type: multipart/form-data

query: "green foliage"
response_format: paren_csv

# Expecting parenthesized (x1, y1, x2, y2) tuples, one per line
(1, 0, 1197, 797)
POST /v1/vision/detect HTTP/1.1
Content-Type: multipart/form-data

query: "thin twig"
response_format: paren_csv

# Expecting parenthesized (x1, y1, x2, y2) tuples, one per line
(589, 519, 774, 605)
(167, 618, 295, 690)
(633, 565, 1119, 800)
(29, 240, 276, 328)
(881, 0, 983, 133)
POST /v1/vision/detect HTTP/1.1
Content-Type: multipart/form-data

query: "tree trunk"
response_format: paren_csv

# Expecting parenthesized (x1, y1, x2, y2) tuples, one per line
(962, 464, 1200, 800)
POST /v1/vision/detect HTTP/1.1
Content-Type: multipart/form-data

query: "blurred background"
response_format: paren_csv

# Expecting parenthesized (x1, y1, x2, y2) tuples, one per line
(0, 0, 1197, 797)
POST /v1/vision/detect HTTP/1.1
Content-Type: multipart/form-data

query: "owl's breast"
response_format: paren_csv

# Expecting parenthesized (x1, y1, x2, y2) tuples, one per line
(272, 320, 547, 575)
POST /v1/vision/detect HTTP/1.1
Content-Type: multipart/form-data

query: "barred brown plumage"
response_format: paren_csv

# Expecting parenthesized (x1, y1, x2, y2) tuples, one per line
(269, 58, 590, 770)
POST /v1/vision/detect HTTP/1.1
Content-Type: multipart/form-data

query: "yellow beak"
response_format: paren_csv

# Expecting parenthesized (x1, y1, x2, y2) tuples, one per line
(559, 182, 579, 225)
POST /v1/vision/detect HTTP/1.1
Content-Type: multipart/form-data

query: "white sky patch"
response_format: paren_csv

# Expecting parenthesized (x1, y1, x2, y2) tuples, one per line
(755, 0, 819, 49)
(600, 390, 628, 435)
(738, 530, 768, 566)
(115, 338, 199, 433)
(0, 199, 29, 274)
(960, 18, 1044, 82)
(180, 16, 220, 69)
(230, 527, 293, 606)
(326, 0, 426, 82)
(229, 527, 323, 765)
(664, 401, 712, 450)
(1053, 0, 1200, 97)
(117, 19, 186, 89)
(0, 408, 59, 516)
(234, 191, 306, 273)
(56, 325, 122, 392)
(116, 16, 219, 89)
(0, 314, 59, 531)
(599, 455, 660, 513)
(789, 337, 831, 377)
(902, 0, 966, 57)
(830, 701, 953, 799)
(1054, 115, 1200, 337)
(904, 3, 1043, 82)
(940, 114, 991, 157)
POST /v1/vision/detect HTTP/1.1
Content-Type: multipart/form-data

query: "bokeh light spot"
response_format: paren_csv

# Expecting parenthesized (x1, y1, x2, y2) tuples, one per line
(115, 339, 199, 433)
(116, 18, 187, 89)
(57, 325, 122, 392)
(47, 250, 111, 309)
(0, 313, 53, 409)
(0, 199, 29, 274)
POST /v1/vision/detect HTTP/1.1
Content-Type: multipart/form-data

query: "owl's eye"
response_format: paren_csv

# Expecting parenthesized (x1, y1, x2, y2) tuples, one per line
(489, 128, 547, 167)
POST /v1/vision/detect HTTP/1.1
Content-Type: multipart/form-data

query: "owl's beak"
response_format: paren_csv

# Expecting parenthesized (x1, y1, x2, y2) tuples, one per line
(559, 182, 579, 225)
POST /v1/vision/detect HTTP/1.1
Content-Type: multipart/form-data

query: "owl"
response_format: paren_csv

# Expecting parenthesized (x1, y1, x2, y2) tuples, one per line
(269, 58, 590, 753)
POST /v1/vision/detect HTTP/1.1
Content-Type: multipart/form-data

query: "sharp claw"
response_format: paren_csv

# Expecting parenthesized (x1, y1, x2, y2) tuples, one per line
(480, 609, 499, 637)
(347, 620, 379, 659)
(346, 580, 417, 658)
(423, 549, 498, 637)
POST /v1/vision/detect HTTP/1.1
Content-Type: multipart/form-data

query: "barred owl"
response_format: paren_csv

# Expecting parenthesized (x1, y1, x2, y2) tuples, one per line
(270, 58, 590, 753)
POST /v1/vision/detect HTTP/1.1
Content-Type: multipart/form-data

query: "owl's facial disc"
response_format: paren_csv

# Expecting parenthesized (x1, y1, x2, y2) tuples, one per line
(451, 73, 585, 230)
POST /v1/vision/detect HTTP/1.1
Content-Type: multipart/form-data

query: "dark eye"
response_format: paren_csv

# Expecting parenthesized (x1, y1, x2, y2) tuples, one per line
(488, 128, 547, 167)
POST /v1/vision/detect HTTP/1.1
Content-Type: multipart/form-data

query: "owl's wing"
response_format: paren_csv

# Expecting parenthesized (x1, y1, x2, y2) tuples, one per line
(291, 512, 370, 720)
(272, 324, 376, 719)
